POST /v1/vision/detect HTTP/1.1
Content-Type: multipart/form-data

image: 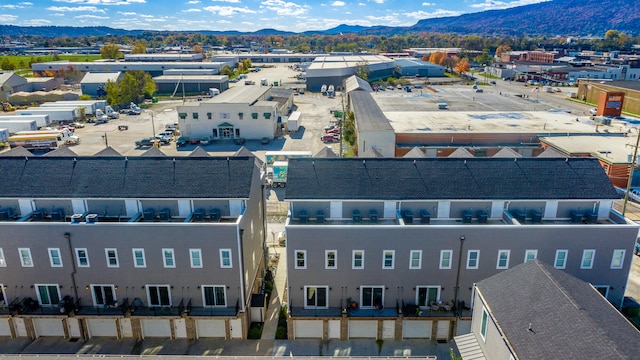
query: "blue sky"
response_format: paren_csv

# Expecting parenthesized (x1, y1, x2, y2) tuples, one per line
(0, 0, 549, 32)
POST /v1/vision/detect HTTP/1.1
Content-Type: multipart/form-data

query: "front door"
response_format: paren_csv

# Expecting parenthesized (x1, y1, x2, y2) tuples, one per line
(219, 127, 234, 139)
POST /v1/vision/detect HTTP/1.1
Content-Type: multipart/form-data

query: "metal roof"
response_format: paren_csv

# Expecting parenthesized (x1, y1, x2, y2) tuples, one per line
(350, 91, 393, 132)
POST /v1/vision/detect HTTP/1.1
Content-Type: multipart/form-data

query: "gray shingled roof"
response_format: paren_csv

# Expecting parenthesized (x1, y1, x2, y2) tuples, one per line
(0, 156, 256, 199)
(44, 147, 78, 157)
(476, 260, 640, 360)
(284, 157, 619, 200)
(94, 146, 122, 157)
(0, 146, 33, 157)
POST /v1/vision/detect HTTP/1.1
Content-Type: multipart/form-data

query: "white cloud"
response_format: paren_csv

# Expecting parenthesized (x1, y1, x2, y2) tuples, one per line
(403, 9, 462, 19)
(75, 14, 106, 18)
(261, 0, 310, 16)
(117, 11, 136, 15)
(22, 18, 53, 25)
(0, 14, 19, 23)
(203, 5, 257, 16)
(422, 2, 434, 5)
(370, 0, 384, 3)
(211, 0, 241, 2)
(52, 0, 146, 5)
(358, 2, 365, 5)
(332, 1, 345, 6)
(47, 5, 106, 12)
(1, 2, 32, 9)
(470, 0, 549, 10)
(186, 0, 200, 3)
(182, 8, 201, 12)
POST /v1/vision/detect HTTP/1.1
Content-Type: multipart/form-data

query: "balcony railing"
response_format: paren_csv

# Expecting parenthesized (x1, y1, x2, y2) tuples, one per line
(74, 298, 128, 316)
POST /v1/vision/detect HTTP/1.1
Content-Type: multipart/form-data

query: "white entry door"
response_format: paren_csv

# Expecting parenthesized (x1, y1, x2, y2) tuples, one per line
(173, 318, 187, 339)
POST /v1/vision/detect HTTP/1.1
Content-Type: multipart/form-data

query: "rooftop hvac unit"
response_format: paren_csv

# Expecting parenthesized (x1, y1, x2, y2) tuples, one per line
(71, 214, 83, 224)
(462, 210, 472, 224)
(531, 210, 542, 223)
(210, 208, 221, 221)
(0, 209, 10, 221)
(158, 208, 170, 221)
(586, 212, 598, 224)
(477, 210, 488, 224)
(316, 210, 325, 224)
(86, 214, 98, 224)
(50, 209, 64, 221)
(143, 209, 156, 221)
(32, 209, 45, 221)
(403, 210, 413, 224)
(299, 210, 308, 224)
(511, 209, 526, 223)
(352, 209, 362, 223)
(369, 209, 378, 223)
(419, 210, 431, 224)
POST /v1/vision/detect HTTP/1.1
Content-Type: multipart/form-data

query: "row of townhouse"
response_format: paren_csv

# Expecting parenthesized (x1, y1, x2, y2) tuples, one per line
(283, 157, 639, 340)
(0, 154, 268, 340)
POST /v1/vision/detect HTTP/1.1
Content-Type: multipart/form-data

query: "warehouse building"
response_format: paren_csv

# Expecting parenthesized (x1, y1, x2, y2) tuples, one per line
(394, 58, 445, 77)
(305, 55, 395, 92)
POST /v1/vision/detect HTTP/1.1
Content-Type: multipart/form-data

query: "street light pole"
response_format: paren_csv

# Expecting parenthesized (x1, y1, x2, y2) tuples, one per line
(623, 130, 640, 216)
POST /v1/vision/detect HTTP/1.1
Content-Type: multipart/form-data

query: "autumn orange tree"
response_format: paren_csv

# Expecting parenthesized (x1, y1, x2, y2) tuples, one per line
(455, 58, 470, 75)
(428, 51, 447, 65)
(495, 45, 512, 58)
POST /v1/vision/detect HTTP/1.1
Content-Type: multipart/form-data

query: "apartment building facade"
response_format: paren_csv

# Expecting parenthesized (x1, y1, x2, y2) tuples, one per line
(0, 155, 267, 340)
(283, 157, 638, 341)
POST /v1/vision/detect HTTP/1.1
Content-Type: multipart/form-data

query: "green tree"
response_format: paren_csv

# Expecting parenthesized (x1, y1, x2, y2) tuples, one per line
(474, 50, 493, 66)
(0, 58, 15, 70)
(100, 44, 123, 60)
(355, 62, 369, 80)
(104, 70, 155, 107)
(131, 42, 147, 54)
(221, 65, 234, 76)
(104, 79, 122, 106)
(241, 58, 252, 72)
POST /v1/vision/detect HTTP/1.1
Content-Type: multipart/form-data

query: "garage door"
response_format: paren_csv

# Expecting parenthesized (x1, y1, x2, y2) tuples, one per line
(436, 320, 450, 340)
(87, 319, 118, 337)
(34, 318, 65, 337)
(402, 320, 432, 339)
(348, 320, 377, 339)
(196, 319, 226, 338)
(0, 317, 12, 336)
(382, 320, 395, 339)
(328, 320, 340, 339)
(141, 319, 171, 338)
(294, 320, 322, 338)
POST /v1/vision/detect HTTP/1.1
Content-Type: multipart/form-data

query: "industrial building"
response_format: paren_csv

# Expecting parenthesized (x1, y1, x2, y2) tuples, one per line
(153, 75, 229, 96)
(80, 72, 122, 97)
(32, 61, 234, 78)
(305, 55, 396, 92)
(393, 58, 445, 78)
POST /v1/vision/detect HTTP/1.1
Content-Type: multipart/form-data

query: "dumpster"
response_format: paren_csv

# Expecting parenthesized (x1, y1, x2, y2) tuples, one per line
(152, 97, 158, 103)
(273, 81, 278, 86)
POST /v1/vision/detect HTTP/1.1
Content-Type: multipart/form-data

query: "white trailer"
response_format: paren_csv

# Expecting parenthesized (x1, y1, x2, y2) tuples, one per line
(16, 107, 79, 123)
(0, 120, 38, 134)
(42, 102, 97, 115)
(54, 100, 106, 111)
(0, 114, 50, 128)
(287, 111, 301, 132)
(209, 88, 220, 97)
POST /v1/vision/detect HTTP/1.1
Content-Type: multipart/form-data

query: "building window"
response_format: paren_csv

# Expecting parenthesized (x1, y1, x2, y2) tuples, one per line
(105, 248, 119, 268)
(361, 286, 384, 309)
(190, 249, 202, 268)
(593, 285, 609, 298)
(480, 307, 489, 341)
(554, 250, 568, 269)
(496, 250, 510, 269)
(192, 112, 199, 119)
(611, 249, 625, 269)
(220, 113, 230, 119)
(133, 249, 146, 268)
(0, 248, 5, 267)
(410, 250, 422, 269)
(416, 286, 440, 307)
(251, 112, 258, 119)
(581, 249, 595, 269)
(220, 249, 232, 268)
(146, 285, 171, 307)
(0, 283, 6, 306)
(163, 248, 175, 268)
(91, 284, 116, 307)
(352, 250, 364, 269)
(382, 250, 395, 269)
(48, 248, 63, 267)
(206, 112, 212, 120)
(467, 250, 480, 269)
(202, 285, 226, 307)
(524, 249, 538, 263)
(238, 112, 244, 120)
(75, 248, 90, 267)
(295, 250, 307, 269)
(35, 284, 60, 306)
(19, 248, 33, 267)
(304, 286, 328, 309)
(440, 250, 453, 269)
(325, 250, 337, 269)
(178, 113, 187, 119)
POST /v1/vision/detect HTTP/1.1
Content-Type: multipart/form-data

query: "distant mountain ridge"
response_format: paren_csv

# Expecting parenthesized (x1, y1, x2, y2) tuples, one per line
(1, 0, 638, 38)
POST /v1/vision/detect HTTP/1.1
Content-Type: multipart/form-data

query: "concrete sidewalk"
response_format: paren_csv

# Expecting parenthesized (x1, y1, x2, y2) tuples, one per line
(261, 246, 287, 340)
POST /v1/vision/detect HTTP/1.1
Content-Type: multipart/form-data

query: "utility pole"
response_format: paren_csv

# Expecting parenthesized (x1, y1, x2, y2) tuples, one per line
(623, 130, 640, 215)
(340, 92, 345, 158)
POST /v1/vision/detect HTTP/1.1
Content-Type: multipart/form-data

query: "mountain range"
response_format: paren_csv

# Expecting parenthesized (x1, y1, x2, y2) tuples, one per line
(1, 0, 638, 39)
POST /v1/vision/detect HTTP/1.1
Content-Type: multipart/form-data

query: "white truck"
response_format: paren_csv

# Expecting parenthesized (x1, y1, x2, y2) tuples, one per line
(261, 78, 268, 86)
(264, 151, 312, 187)
(0, 114, 50, 128)
(209, 88, 220, 97)
(0, 120, 38, 134)
(8, 129, 79, 151)
(286, 111, 301, 132)
(0, 128, 9, 143)
(41, 102, 97, 116)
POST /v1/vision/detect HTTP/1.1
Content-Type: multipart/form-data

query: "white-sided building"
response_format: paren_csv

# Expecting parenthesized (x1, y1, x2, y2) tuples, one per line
(177, 86, 281, 141)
